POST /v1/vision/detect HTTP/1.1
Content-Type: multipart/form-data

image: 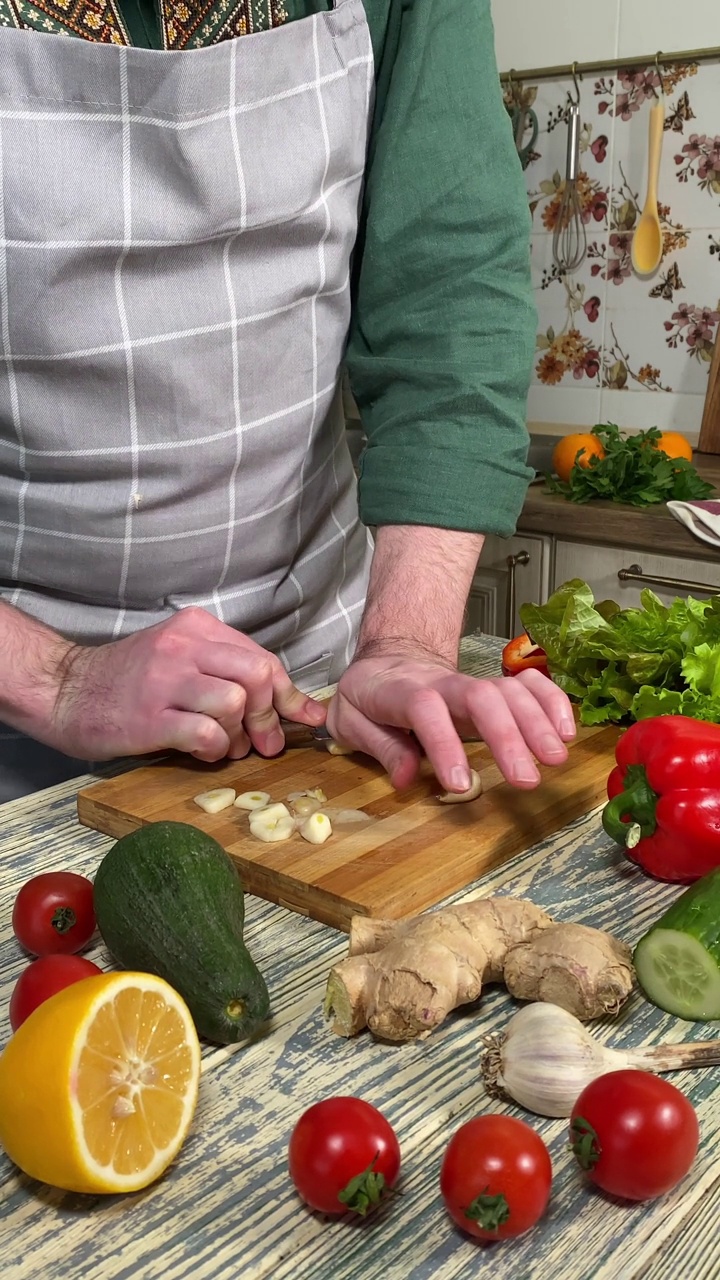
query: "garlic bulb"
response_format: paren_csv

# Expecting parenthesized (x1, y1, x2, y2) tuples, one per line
(482, 1002, 720, 1118)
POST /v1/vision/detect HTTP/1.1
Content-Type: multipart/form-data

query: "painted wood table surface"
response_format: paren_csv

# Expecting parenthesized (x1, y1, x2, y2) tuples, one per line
(2, 643, 720, 1280)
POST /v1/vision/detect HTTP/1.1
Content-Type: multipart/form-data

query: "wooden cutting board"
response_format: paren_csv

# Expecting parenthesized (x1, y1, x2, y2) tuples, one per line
(77, 718, 621, 931)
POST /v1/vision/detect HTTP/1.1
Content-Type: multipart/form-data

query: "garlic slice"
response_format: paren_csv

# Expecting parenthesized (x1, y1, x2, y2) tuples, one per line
(299, 812, 333, 844)
(249, 803, 295, 843)
(320, 807, 372, 825)
(288, 795, 323, 820)
(193, 787, 236, 814)
(234, 790, 271, 811)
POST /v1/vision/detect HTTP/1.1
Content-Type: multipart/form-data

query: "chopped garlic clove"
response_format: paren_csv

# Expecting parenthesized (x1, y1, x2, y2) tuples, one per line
(249, 814, 295, 843)
(327, 742, 354, 756)
(251, 802, 291, 823)
(299, 812, 333, 845)
(249, 802, 294, 843)
(289, 796, 323, 820)
(234, 790, 271, 811)
(193, 787, 236, 813)
(436, 769, 483, 804)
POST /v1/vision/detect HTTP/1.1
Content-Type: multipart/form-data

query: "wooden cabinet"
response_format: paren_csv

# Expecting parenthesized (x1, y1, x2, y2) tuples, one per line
(466, 534, 552, 638)
(553, 541, 720, 606)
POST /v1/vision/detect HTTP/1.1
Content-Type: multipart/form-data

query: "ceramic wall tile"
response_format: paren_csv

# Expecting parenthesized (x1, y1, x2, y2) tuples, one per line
(513, 56, 720, 439)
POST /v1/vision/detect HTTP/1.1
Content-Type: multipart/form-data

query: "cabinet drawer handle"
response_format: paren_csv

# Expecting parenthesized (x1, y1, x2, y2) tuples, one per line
(617, 563, 718, 596)
(506, 550, 531, 637)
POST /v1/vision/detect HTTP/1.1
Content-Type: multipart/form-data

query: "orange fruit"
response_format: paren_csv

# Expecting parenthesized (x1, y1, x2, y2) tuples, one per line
(0, 972, 200, 1193)
(551, 432, 606, 483)
(652, 431, 693, 462)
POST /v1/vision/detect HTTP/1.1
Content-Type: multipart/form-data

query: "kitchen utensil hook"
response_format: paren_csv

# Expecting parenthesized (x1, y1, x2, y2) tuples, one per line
(568, 62, 581, 106)
(653, 51, 665, 97)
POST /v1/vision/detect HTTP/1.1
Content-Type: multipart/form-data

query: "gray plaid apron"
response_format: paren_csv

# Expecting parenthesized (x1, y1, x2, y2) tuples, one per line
(0, 0, 375, 802)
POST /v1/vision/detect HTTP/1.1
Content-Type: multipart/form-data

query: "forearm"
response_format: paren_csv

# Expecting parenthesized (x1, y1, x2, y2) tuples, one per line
(0, 600, 75, 739)
(355, 525, 484, 666)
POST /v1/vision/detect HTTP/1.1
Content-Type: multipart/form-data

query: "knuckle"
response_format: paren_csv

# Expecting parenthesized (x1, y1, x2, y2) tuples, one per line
(191, 722, 225, 758)
(407, 687, 443, 718)
(224, 686, 246, 717)
(244, 703, 277, 730)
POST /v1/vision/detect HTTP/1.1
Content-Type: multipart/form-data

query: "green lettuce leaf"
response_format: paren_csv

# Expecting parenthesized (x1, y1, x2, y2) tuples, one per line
(520, 579, 720, 726)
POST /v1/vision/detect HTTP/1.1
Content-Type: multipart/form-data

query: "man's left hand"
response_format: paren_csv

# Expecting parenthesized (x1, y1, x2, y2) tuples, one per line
(325, 649, 576, 793)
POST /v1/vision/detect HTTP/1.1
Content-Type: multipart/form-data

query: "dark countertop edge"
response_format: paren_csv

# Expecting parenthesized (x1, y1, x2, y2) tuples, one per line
(517, 465, 720, 565)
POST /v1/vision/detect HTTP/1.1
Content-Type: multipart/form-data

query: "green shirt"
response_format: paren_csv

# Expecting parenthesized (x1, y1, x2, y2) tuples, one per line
(47, 0, 540, 536)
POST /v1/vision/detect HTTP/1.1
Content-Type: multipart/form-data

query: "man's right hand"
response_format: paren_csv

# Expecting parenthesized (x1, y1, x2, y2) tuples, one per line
(7, 605, 326, 763)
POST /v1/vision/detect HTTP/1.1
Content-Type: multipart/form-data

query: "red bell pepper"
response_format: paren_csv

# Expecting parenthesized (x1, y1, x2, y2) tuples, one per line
(602, 715, 720, 883)
(501, 633, 550, 678)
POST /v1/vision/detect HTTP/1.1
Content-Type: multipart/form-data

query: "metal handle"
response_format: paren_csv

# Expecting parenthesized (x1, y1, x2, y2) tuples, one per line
(617, 564, 718, 596)
(566, 102, 581, 182)
(506, 550, 531, 636)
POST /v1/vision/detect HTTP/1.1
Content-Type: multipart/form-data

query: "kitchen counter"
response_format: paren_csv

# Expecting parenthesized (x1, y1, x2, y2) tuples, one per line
(518, 452, 720, 564)
(2, 637, 720, 1280)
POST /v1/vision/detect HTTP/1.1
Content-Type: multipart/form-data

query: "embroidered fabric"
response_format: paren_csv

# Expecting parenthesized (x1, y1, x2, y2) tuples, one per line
(0, 0, 293, 48)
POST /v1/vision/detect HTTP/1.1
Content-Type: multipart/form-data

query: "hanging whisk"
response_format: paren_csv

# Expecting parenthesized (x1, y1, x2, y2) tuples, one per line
(552, 82, 587, 275)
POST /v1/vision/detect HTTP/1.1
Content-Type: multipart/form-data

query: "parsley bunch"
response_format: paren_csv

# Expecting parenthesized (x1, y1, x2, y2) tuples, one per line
(545, 424, 714, 507)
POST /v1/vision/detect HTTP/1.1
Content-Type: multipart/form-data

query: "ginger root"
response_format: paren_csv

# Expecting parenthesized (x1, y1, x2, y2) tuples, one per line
(502, 923, 634, 1021)
(323, 899, 634, 1043)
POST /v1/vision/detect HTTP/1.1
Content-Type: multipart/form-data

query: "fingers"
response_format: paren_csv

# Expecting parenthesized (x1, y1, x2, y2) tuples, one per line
(326, 696, 422, 790)
(512, 668, 577, 740)
(272, 676, 328, 727)
(160, 710, 231, 762)
(388, 687, 476, 794)
(197, 643, 315, 757)
(462, 677, 569, 788)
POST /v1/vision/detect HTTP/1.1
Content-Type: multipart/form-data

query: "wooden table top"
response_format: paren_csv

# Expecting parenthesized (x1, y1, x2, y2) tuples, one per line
(1, 642, 719, 1280)
(518, 453, 720, 564)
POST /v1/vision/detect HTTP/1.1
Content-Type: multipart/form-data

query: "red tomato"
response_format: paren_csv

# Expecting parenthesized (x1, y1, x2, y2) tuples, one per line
(12, 871, 96, 956)
(9, 954, 103, 1031)
(570, 1070, 699, 1201)
(440, 1115, 552, 1241)
(501, 634, 550, 679)
(288, 1097, 401, 1216)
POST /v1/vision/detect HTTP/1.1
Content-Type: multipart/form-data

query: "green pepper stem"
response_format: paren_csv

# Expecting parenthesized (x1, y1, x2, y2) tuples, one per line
(601, 764, 658, 846)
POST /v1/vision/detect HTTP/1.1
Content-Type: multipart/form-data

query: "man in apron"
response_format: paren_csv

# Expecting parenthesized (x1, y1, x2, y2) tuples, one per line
(0, 0, 575, 804)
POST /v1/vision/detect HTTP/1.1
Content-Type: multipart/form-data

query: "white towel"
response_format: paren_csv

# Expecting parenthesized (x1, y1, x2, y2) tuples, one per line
(666, 500, 720, 551)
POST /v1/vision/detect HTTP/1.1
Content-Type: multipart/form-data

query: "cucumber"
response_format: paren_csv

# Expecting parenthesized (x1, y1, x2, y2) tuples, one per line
(634, 869, 720, 1020)
(93, 821, 270, 1044)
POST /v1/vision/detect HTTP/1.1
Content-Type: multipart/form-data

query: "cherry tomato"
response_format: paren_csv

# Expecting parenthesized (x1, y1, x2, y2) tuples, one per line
(288, 1097, 401, 1216)
(12, 871, 96, 956)
(9, 954, 103, 1030)
(440, 1115, 552, 1241)
(570, 1070, 699, 1201)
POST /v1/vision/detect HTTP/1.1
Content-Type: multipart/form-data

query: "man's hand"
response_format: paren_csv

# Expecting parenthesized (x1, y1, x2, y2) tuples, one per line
(1, 603, 325, 762)
(326, 648, 575, 792)
(327, 524, 576, 792)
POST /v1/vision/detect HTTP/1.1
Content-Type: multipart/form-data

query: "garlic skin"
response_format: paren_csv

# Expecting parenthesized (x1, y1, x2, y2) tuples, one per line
(482, 1004, 625, 1117)
(482, 1002, 720, 1119)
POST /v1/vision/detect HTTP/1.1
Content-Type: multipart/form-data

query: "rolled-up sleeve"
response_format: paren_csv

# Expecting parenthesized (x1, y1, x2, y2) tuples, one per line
(347, 0, 536, 536)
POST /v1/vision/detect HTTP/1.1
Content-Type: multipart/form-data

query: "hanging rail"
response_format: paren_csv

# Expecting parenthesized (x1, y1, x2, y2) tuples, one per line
(500, 45, 720, 85)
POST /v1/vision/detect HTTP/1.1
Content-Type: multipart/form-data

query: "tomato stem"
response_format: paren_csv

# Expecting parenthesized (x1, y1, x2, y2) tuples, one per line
(51, 906, 77, 935)
(337, 1153, 388, 1216)
(463, 1187, 511, 1232)
(570, 1116, 601, 1170)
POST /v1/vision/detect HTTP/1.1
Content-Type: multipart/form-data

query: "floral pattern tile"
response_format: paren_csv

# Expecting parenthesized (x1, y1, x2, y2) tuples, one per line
(507, 60, 720, 430)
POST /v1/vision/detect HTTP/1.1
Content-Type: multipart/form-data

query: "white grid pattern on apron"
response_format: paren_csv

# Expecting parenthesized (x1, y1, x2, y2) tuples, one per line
(0, 1, 376, 800)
